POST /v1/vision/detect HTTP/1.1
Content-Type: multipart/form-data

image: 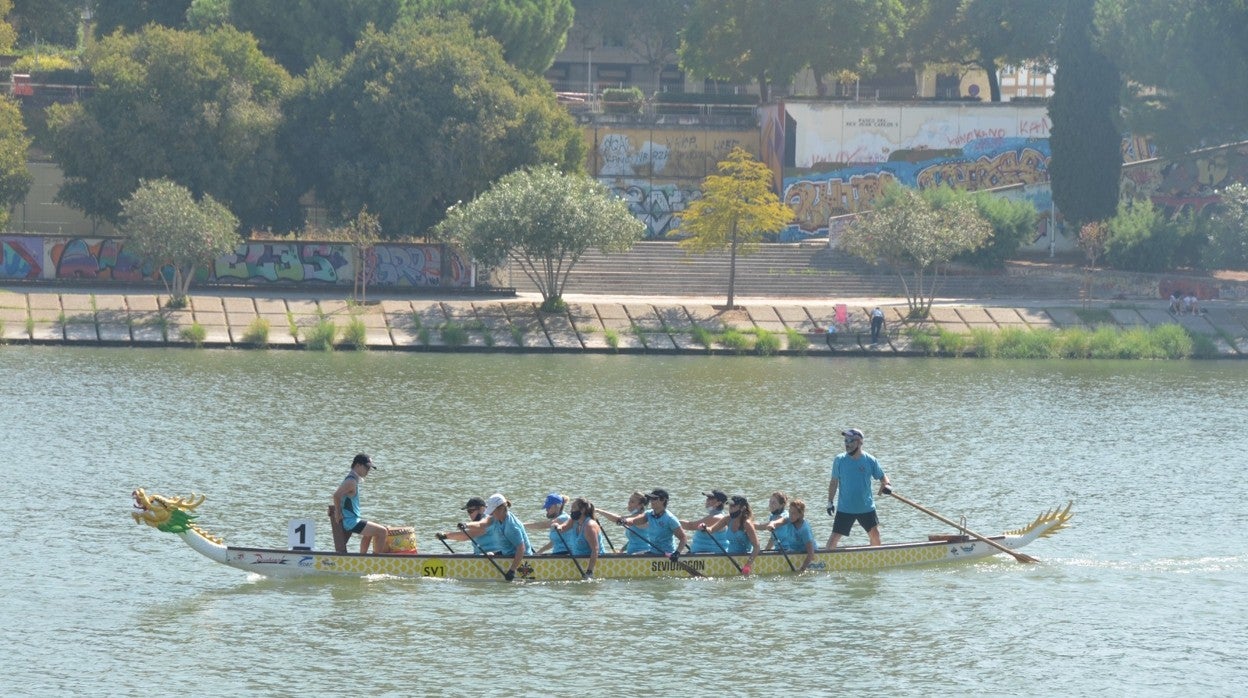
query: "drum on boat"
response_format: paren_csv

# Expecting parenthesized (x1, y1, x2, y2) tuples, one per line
(387, 526, 418, 554)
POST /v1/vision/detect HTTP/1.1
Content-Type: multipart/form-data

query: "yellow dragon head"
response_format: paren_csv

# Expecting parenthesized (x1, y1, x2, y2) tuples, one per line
(132, 488, 222, 544)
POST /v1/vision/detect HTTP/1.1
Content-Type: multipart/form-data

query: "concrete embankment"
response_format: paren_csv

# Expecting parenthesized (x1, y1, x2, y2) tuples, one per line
(2, 287, 1245, 357)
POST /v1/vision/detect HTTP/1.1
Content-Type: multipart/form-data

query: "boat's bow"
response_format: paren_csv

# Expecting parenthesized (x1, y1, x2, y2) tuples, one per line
(131, 488, 229, 564)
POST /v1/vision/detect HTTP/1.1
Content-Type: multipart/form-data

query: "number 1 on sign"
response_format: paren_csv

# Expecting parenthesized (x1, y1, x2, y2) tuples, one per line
(288, 519, 315, 550)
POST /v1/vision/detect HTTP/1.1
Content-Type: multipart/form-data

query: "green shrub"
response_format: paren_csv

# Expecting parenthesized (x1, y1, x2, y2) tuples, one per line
(602, 87, 644, 113)
(785, 328, 810, 353)
(690, 326, 715, 350)
(907, 329, 938, 354)
(241, 317, 270, 347)
(957, 193, 1038, 268)
(341, 318, 367, 349)
(1088, 326, 1123, 358)
(603, 328, 620, 350)
(1057, 327, 1093, 358)
(936, 328, 969, 356)
(441, 322, 468, 347)
(1152, 324, 1193, 359)
(179, 322, 207, 347)
(418, 327, 432, 346)
(305, 320, 338, 351)
(753, 328, 781, 356)
(720, 329, 752, 354)
(967, 327, 997, 357)
(997, 327, 1058, 359)
(1187, 330, 1219, 359)
(510, 326, 525, 347)
(1104, 199, 1180, 271)
(1202, 183, 1248, 270)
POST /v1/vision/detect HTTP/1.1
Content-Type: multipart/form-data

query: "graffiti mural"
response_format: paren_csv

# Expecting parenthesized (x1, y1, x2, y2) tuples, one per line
(584, 123, 759, 238)
(1121, 142, 1248, 215)
(0, 235, 472, 289)
(1, 236, 43, 279)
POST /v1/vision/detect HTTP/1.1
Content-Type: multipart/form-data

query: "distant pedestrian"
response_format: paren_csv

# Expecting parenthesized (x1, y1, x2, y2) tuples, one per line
(1169, 290, 1182, 314)
(870, 307, 885, 343)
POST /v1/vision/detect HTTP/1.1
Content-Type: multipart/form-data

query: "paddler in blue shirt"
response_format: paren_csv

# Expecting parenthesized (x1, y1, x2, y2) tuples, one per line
(762, 498, 816, 572)
(482, 493, 533, 581)
(596, 491, 651, 554)
(682, 489, 731, 553)
(701, 495, 761, 575)
(436, 496, 500, 555)
(551, 497, 604, 579)
(619, 488, 687, 555)
(525, 492, 571, 554)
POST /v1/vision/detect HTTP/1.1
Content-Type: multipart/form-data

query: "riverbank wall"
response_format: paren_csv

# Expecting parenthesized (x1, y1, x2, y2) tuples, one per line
(3, 287, 1245, 357)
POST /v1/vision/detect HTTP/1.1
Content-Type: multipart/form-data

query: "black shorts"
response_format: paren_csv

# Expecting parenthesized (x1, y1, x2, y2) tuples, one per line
(347, 520, 371, 534)
(833, 510, 879, 537)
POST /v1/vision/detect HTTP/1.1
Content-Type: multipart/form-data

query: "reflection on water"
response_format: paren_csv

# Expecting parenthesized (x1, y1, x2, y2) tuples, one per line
(2, 347, 1246, 695)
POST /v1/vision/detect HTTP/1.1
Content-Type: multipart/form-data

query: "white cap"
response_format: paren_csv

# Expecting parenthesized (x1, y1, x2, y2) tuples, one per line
(484, 493, 507, 516)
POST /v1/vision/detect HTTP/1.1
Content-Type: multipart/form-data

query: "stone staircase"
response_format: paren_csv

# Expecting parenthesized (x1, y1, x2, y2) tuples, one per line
(500, 241, 1078, 300)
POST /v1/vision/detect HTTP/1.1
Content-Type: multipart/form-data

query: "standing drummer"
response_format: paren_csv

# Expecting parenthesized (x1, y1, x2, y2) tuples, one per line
(332, 453, 390, 554)
(825, 428, 891, 549)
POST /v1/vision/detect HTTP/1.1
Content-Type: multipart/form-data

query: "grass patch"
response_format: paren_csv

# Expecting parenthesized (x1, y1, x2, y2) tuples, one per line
(603, 328, 620, 350)
(785, 328, 811, 353)
(286, 311, 298, 341)
(720, 328, 752, 354)
(441, 322, 468, 347)
(751, 327, 781, 356)
(1074, 308, 1114, 325)
(305, 319, 338, 351)
(179, 322, 207, 347)
(417, 326, 432, 346)
(341, 317, 368, 349)
(25, 316, 34, 337)
(241, 317, 270, 347)
(691, 326, 715, 349)
(510, 325, 525, 347)
(910, 323, 1207, 360)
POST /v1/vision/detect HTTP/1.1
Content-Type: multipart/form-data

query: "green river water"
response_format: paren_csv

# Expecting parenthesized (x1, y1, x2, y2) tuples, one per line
(2, 347, 1245, 696)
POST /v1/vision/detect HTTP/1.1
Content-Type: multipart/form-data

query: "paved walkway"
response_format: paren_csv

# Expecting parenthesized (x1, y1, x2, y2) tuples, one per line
(1, 286, 1245, 356)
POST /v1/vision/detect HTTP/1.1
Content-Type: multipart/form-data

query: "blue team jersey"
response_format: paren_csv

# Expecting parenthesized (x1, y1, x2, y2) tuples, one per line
(831, 451, 885, 514)
(548, 512, 571, 553)
(773, 518, 814, 553)
(566, 519, 603, 556)
(470, 522, 501, 555)
(690, 512, 730, 553)
(490, 512, 534, 557)
(624, 515, 650, 553)
(725, 522, 754, 554)
(340, 472, 363, 530)
(645, 509, 681, 554)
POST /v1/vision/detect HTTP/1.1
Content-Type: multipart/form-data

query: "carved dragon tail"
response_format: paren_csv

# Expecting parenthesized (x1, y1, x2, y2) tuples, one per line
(1004, 501, 1074, 540)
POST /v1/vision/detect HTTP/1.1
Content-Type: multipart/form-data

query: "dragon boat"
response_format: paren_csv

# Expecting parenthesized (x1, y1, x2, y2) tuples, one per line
(132, 488, 1072, 581)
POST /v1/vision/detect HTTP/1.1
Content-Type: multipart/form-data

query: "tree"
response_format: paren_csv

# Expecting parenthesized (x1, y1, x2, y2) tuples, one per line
(841, 184, 992, 318)
(435, 164, 645, 312)
(956, 193, 1038, 269)
(796, 0, 906, 98)
(120, 179, 240, 307)
(1048, 0, 1122, 228)
(679, 0, 809, 102)
(1204, 184, 1248, 270)
(903, 0, 1061, 102)
(1101, 0, 1248, 155)
(216, 0, 571, 76)
(674, 147, 792, 309)
(94, 0, 193, 37)
(46, 25, 299, 231)
(0, 96, 32, 229)
(343, 207, 382, 304)
(11, 0, 80, 47)
(286, 18, 584, 238)
(0, 0, 17, 53)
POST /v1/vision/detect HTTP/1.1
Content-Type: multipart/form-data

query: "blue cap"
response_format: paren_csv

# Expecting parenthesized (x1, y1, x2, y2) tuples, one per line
(541, 493, 564, 509)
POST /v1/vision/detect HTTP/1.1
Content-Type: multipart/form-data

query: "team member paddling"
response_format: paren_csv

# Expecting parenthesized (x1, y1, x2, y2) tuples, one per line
(552, 497, 604, 579)
(619, 488, 687, 556)
(598, 491, 651, 554)
(683, 489, 731, 553)
(527, 492, 571, 554)
(436, 496, 499, 554)
(482, 493, 533, 581)
(763, 498, 816, 572)
(701, 495, 761, 574)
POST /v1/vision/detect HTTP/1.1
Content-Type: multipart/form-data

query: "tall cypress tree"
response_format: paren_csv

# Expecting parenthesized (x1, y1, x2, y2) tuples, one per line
(1049, 0, 1123, 226)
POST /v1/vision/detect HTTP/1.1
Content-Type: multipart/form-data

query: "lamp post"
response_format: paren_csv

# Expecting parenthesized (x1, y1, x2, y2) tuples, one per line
(586, 46, 594, 98)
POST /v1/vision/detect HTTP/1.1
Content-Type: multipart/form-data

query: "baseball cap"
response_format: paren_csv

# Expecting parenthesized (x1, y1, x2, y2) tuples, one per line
(646, 488, 669, 502)
(702, 490, 728, 504)
(729, 495, 749, 507)
(842, 428, 864, 440)
(483, 493, 507, 516)
(352, 453, 375, 469)
(541, 493, 564, 509)
(461, 496, 486, 511)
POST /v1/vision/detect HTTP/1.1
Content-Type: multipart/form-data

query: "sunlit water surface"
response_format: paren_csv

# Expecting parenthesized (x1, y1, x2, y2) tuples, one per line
(2, 348, 1245, 696)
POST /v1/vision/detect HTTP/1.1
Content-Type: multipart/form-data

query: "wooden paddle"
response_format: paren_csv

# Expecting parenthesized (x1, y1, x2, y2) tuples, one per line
(617, 520, 704, 578)
(769, 532, 797, 572)
(593, 517, 618, 553)
(887, 491, 1038, 564)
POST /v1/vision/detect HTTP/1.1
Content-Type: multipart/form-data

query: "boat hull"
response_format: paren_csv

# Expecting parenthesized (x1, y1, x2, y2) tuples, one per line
(188, 531, 1038, 581)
